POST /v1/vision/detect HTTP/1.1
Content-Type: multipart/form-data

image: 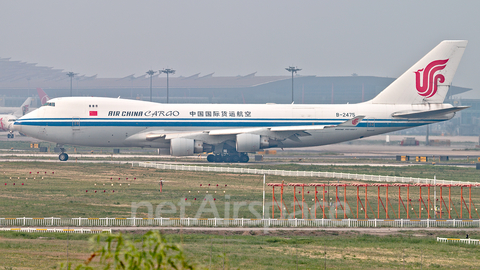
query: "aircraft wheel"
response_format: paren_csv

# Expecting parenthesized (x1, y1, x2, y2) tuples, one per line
(223, 155, 232, 162)
(7, 134, 11, 138)
(232, 155, 240, 163)
(240, 154, 249, 163)
(59, 153, 69, 161)
(214, 155, 223, 163)
(207, 154, 215, 162)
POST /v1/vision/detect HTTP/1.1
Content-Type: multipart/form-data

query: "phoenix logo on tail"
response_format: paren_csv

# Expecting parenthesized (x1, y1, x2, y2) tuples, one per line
(415, 59, 449, 98)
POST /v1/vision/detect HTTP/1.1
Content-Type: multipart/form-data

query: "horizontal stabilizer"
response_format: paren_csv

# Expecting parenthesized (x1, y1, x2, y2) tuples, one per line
(392, 106, 469, 118)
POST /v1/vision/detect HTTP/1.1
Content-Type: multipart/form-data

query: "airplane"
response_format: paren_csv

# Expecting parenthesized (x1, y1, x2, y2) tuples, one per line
(0, 97, 34, 138)
(14, 40, 468, 162)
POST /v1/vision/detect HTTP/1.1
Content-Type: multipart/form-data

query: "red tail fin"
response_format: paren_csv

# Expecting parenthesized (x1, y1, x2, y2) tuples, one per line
(36, 88, 50, 105)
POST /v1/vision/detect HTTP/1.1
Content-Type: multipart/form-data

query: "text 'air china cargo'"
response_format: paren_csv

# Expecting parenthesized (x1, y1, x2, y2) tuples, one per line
(14, 40, 469, 162)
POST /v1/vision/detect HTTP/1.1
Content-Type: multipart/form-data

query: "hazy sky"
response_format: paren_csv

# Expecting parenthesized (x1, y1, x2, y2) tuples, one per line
(0, 1, 478, 89)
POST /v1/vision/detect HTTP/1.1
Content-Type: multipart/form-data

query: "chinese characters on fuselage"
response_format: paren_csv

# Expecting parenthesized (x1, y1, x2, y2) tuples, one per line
(189, 111, 252, 117)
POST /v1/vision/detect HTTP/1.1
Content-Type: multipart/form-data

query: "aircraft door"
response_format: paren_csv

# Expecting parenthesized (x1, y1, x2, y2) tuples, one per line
(72, 117, 80, 131)
(367, 118, 375, 131)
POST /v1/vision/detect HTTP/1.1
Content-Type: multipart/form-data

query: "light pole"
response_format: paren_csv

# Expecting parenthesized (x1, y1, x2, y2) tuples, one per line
(66, 72, 76, 96)
(285, 66, 301, 104)
(146, 70, 156, 102)
(160, 68, 175, 103)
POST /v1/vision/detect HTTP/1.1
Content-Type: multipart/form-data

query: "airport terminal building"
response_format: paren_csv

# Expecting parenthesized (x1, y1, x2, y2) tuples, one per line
(0, 58, 476, 135)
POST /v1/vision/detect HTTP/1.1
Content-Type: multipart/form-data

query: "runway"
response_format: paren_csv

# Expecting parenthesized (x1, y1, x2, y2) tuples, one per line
(0, 134, 479, 168)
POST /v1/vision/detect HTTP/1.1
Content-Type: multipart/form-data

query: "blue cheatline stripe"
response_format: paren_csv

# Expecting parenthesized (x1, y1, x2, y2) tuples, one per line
(15, 117, 447, 122)
(15, 119, 437, 128)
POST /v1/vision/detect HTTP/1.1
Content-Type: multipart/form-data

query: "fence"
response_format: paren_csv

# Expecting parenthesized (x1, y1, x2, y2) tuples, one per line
(437, 237, 480, 245)
(1, 217, 480, 228)
(132, 162, 477, 185)
(0, 227, 111, 233)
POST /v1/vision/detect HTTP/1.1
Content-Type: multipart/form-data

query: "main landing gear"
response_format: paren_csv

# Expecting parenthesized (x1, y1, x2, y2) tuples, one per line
(58, 148, 68, 161)
(207, 153, 249, 163)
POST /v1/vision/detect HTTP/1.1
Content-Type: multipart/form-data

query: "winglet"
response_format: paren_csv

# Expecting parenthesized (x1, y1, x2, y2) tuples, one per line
(337, 115, 365, 127)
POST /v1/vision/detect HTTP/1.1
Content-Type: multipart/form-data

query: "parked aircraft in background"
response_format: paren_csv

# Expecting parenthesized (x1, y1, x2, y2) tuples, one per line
(0, 97, 33, 138)
(0, 89, 49, 138)
(15, 40, 468, 161)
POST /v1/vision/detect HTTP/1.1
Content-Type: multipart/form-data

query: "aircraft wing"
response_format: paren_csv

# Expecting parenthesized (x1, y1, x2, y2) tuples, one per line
(141, 116, 365, 143)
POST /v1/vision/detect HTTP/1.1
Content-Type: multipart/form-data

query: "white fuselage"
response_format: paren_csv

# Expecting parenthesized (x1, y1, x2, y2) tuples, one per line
(14, 97, 453, 150)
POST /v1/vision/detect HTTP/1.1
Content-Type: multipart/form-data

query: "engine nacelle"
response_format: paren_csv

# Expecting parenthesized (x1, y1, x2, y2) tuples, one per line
(170, 138, 194, 156)
(236, 134, 270, 152)
(170, 138, 206, 156)
(194, 140, 204, 153)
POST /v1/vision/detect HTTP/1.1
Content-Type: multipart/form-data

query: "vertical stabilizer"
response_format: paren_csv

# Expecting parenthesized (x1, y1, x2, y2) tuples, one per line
(369, 40, 467, 104)
(36, 88, 50, 105)
(14, 97, 33, 117)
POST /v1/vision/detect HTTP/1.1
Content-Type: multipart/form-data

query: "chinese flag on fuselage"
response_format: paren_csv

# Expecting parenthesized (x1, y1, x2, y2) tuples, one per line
(89, 111, 98, 116)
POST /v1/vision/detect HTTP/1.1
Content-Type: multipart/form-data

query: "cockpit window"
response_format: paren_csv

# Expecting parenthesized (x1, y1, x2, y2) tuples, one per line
(8, 119, 16, 122)
(43, 102, 55, 107)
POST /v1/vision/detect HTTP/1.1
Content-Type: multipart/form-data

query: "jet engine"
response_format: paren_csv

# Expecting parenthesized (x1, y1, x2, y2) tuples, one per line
(170, 138, 206, 156)
(170, 138, 194, 156)
(236, 134, 270, 152)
